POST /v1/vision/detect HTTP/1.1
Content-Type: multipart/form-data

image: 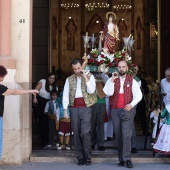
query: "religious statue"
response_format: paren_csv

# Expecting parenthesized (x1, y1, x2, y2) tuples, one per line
(100, 12, 119, 54)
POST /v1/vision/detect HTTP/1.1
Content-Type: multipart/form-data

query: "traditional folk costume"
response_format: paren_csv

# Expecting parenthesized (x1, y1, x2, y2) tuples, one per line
(153, 104, 170, 154)
(44, 98, 60, 147)
(57, 91, 71, 149)
(103, 74, 142, 162)
(63, 73, 96, 161)
(150, 109, 165, 143)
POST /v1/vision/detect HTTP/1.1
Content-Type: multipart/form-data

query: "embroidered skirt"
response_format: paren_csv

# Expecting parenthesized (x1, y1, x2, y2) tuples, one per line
(153, 124, 170, 154)
(0, 117, 3, 160)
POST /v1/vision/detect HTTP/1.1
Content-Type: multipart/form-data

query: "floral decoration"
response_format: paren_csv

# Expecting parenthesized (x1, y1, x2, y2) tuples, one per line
(86, 48, 136, 75)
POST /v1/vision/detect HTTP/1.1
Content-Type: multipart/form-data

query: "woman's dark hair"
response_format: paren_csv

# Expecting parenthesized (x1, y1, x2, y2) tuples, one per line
(0, 65, 8, 77)
(71, 58, 83, 66)
(45, 72, 57, 92)
(107, 14, 114, 23)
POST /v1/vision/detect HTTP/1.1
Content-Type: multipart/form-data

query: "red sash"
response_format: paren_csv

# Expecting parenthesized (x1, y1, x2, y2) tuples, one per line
(111, 94, 125, 109)
(71, 97, 86, 108)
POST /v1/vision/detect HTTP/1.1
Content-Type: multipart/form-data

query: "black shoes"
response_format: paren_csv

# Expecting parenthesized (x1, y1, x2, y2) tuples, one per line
(98, 146, 105, 151)
(107, 137, 112, 141)
(91, 145, 105, 151)
(118, 161, 125, 166)
(84, 157, 91, 165)
(77, 157, 91, 166)
(118, 160, 133, 168)
(77, 158, 84, 166)
(126, 160, 133, 168)
(91, 145, 95, 149)
(131, 148, 137, 153)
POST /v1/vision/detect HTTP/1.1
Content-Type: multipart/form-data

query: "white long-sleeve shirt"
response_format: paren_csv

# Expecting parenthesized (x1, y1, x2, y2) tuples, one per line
(161, 78, 170, 105)
(62, 75, 96, 109)
(103, 77, 142, 107)
(44, 100, 60, 121)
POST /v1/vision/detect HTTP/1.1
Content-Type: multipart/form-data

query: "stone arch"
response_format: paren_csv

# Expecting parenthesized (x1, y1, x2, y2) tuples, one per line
(117, 19, 127, 50)
(66, 19, 77, 51)
(86, 14, 104, 49)
(136, 16, 142, 49)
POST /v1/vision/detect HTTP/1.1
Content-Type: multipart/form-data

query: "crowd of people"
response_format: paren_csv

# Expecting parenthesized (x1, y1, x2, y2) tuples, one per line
(1, 61, 170, 168)
(30, 56, 170, 168)
(29, 53, 169, 168)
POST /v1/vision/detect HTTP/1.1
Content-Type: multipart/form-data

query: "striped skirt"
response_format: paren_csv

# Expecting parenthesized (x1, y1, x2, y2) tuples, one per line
(0, 117, 3, 160)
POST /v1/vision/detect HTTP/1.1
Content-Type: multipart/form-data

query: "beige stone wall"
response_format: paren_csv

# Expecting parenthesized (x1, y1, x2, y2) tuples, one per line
(2, 82, 32, 165)
(1, 0, 33, 165)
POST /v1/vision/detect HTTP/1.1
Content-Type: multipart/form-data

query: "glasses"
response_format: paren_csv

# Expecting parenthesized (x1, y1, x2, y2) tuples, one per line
(165, 75, 170, 77)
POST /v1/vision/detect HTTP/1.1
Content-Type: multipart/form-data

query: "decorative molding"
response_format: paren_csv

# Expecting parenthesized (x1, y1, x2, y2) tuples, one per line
(66, 19, 77, 51)
(0, 56, 16, 69)
(117, 19, 128, 50)
(136, 16, 142, 49)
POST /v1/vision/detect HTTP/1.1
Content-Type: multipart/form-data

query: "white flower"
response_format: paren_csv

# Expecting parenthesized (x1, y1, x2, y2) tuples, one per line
(92, 48, 97, 52)
(87, 54, 91, 59)
(106, 54, 115, 62)
(97, 55, 104, 62)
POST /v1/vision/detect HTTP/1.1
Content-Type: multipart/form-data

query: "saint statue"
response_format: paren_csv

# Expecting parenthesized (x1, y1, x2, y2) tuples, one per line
(100, 12, 119, 54)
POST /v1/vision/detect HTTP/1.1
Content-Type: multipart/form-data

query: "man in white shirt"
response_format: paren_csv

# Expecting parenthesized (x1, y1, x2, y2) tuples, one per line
(161, 67, 170, 105)
(103, 60, 142, 168)
(62, 58, 97, 165)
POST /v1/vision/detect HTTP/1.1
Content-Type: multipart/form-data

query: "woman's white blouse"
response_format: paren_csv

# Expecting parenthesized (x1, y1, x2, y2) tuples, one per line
(38, 79, 57, 99)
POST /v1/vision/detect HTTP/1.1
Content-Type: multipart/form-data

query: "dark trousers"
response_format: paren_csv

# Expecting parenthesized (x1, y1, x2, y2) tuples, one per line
(136, 99, 147, 135)
(34, 95, 49, 147)
(131, 106, 137, 148)
(111, 108, 135, 161)
(48, 118, 56, 145)
(70, 107, 92, 159)
(91, 103, 105, 147)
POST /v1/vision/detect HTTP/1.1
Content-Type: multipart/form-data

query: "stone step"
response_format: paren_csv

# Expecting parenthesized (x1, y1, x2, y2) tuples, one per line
(30, 149, 170, 163)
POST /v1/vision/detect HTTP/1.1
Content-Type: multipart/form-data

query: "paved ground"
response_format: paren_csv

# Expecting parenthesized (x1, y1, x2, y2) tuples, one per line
(1, 162, 170, 170)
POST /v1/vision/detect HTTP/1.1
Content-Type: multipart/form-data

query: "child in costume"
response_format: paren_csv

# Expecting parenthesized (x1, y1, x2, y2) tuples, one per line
(153, 104, 170, 153)
(44, 90, 60, 148)
(56, 91, 71, 150)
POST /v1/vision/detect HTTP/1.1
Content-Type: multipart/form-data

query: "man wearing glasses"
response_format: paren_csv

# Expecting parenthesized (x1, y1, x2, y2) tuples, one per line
(161, 68, 170, 105)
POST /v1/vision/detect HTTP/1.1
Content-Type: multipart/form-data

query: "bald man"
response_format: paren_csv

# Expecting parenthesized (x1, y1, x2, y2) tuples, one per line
(161, 67, 170, 105)
(103, 60, 142, 168)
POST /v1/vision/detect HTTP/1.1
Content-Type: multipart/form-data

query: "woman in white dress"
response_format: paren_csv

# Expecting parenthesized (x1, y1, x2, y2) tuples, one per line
(153, 104, 170, 154)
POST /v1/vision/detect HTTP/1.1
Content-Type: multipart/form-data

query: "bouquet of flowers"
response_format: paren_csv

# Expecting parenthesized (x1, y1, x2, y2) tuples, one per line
(85, 48, 136, 75)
